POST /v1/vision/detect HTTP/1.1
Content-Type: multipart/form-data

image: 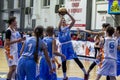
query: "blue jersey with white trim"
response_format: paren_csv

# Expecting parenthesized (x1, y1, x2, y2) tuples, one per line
(43, 37, 54, 58)
(117, 37, 120, 61)
(22, 36, 45, 57)
(58, 26, 71, 43)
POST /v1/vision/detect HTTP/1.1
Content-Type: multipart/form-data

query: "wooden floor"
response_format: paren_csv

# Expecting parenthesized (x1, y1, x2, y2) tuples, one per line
(0, 48, 8, 72)
(0, 48, 120, 80)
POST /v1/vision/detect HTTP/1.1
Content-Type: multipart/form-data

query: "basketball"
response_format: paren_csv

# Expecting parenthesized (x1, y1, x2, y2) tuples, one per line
(58, 7, 67, 15)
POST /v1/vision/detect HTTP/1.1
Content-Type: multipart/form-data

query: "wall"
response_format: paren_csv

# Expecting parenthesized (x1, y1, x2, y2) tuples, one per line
(92, 1, 115, 30)
(33, 0, 89, 29)
(33, 0, 58, 29)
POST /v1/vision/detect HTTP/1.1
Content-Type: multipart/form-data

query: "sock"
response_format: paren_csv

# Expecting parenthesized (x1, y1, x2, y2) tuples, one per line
(12, 71, 16, 79)
(11, 70, 17, 80)
(106, 76, 110, 80)
(63, 73, 67, 78)
(82, 68, 87, 74)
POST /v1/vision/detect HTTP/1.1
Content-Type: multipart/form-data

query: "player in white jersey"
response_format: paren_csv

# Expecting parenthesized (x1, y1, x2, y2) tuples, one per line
(4, 17, 24, 80)
(95, 27, 117, 80)
(83, 23, 110, 37)
(80, 23, 111, 80)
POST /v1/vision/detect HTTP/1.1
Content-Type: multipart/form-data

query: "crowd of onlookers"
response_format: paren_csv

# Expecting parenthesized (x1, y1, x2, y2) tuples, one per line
(0, 32, 5, 47)
(71, 30, 95, 42)
(0, 31, 34, 47)
(0, 29, 96, 47)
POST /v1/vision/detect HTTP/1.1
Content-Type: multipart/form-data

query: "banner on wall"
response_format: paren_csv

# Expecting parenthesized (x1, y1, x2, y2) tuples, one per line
(65, 0, 87, 30)
(57, 40, 95, 58)
(108, 0, 120, 14)
(72, 41, 95, 57)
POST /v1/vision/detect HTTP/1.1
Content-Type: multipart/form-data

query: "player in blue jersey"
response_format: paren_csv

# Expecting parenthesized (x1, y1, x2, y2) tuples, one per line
(58, 11, 87, 80)
(17, 25, 53, 80)
(39, 26, 66, 80)
(115, 26, 120, 76)
(14, 24, 24, 58)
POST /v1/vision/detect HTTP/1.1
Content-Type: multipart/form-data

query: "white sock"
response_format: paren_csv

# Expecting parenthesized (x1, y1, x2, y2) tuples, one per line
(63, 72, 67, 78)
(82, 68, 87, 74)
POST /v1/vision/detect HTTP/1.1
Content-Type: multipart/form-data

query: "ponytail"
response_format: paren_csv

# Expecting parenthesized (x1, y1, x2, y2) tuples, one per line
(34, 30, 39, 63)
(33, 25, 44, 63)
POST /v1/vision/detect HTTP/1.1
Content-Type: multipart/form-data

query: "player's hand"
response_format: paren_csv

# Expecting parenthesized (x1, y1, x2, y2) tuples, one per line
(97, 53, 102, 61)
(17, 37, 26, 42)
(49, 69, 54, 74)
(17, 38, 22, 42)
(62, 54, 66, 60)
(22, 37, 26, 40)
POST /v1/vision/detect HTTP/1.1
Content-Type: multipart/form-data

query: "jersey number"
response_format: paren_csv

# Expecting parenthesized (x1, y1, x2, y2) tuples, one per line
(109, 42, 115, 53)
(28, 43, 32, 51)
(109, 42, 115, 49)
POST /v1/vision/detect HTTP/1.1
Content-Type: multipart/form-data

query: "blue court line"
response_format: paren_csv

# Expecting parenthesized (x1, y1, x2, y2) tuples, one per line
(0, 78, 5, 80)
(0, 77, 84, 80)
(57, 77, 83, 80)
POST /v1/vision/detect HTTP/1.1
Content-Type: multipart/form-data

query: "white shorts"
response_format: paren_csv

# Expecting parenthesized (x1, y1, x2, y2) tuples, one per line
(97, 59, 116, 76)
(6, 52, 18, 66)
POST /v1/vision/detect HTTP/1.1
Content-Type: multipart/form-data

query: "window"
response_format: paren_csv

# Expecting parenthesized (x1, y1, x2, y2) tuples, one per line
(30, 0, 34, 7)
(3, 0, 8, 9)
(59, 0, 64, 7)
(43, 0, 50, 7)
(96, 0, 108, 1)
(26, 0, 31, 7)
(14, 0, 20, 8)
(18, 0, 20, 7)
(96, 0, 104, 1)
(59, 0, 64, 5)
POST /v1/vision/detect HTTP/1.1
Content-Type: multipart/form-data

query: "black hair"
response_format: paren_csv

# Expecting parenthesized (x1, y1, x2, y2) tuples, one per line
(102, 23, 111, 29)
(46, 26, 54, 36)
(34, 25, 44, 63)
(8, 16, 16, 25)
(106, 26, 115, 36)
(116, 26, 120, 34)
